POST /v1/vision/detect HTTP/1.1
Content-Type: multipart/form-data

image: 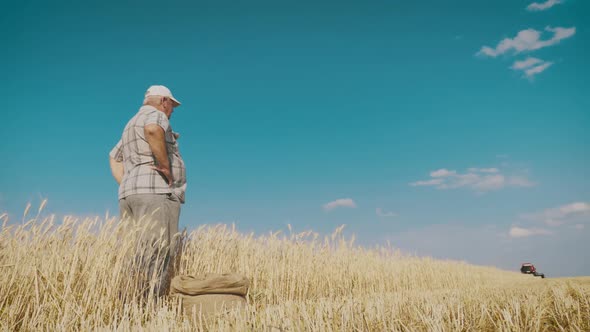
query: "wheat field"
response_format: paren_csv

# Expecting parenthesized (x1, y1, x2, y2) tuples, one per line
(1, 205, 589, 331)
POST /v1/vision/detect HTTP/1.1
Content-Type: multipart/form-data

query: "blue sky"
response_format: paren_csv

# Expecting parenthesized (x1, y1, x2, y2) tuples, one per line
(1, 0, 588, 277)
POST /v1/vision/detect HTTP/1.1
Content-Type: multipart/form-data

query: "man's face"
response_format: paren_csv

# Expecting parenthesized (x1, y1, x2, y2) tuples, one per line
(162, 97, 178, 119)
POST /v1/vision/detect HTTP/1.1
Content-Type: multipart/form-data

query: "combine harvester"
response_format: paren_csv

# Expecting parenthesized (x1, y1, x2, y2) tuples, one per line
(521, 263, 545, 278)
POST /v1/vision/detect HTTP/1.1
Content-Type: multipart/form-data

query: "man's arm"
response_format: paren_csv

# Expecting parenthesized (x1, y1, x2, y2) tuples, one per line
(144, 124, 173, 185)
(109, 156, 124, 184)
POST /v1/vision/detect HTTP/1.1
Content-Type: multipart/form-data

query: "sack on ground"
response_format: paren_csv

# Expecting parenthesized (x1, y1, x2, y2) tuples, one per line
(171, 273, 250, 317)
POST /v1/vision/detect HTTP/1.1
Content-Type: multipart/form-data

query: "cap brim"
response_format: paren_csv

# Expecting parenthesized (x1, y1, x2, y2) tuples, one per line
(170, 96, 181, 106)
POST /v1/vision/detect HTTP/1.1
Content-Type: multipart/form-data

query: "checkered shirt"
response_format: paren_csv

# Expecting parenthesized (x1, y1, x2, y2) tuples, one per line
(110, 105, 186, 203)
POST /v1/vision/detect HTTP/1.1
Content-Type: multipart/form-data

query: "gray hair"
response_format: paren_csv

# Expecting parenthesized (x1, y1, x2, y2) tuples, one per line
(143, 95, 164, 106)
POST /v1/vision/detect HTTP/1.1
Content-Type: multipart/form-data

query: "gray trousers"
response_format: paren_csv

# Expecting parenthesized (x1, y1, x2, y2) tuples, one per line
(119, 193, 181, 297)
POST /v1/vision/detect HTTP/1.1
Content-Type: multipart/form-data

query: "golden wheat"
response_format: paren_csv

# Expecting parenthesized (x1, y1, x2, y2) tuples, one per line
(0, 209, 588, 331)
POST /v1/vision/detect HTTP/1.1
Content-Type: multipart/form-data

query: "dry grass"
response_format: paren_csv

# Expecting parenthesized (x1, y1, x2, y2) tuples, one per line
(0, 208, 589, 331)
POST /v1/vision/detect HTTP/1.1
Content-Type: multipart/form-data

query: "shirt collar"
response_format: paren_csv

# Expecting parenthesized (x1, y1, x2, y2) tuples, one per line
(139, 105, 158, 113)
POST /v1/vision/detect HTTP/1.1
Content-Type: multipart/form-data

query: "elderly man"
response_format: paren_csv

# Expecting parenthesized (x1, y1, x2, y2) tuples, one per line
(109, 85, 186, 296)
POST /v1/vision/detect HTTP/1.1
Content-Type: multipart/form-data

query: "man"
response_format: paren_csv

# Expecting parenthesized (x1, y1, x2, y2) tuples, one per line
(109, 85, 186, 296)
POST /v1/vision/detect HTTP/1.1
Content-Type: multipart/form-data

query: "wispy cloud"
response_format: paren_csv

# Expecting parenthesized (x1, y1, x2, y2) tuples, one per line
(511, 57, 553, 78)
(511, 57, 543, 70)
(508, 202, 589, 240)
(478, 26, 576, 57)
(527, 0, 562, 11)
(509, 226, 552, 238)
(520, 202, 590, 227)
(323, 198, 357, 212)
(376, 208, 397, 218)
(525, 62, 553, 78)
(410, 167, 534, 192)
(431, 169, 457, 177)
(410, 179, 444, 187)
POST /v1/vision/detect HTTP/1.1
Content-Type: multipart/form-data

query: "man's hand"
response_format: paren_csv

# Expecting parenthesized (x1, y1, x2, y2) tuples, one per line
(151, 165, 173, 187)
(109, 157, 124, 184)
(144, 124, 173, 187)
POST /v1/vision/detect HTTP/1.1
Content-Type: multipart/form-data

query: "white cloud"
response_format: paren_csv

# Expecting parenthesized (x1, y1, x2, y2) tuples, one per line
(527, 0, 562, 11)
(472, 174, 505, 191)
(410, 179, 444, 187)
(376, 208, 397, 218)
(511, 57, 543, 70)
(509, 226, 552, 238)
(511, 57, 554, 78)
(520, 202, 590, 227)
(430, 169, 457, 177)
(574, 224, 585, 230)
(478, 26, 576, 57)
(551, 26, 576, 40)
(559, 202, 590, 214)
(323, 198, 357, 212)
(410, 167, 534, 192)
(525, 62, 553, 77)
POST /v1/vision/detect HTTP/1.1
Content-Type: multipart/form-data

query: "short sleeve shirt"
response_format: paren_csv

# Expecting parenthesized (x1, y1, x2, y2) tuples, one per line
(110, 105, 186, 203)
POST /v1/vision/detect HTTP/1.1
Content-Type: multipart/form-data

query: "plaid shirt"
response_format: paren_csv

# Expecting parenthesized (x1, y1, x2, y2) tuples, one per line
(110, 105, 186, 203)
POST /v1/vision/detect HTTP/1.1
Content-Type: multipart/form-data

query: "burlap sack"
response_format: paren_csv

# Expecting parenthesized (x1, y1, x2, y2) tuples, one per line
(180, 294, 247, 318)
(170, 273, 249, 296)
(171, 273, 250, 318)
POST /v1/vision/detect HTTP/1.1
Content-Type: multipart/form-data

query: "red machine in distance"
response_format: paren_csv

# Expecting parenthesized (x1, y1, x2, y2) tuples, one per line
(521, 263, 545, 278)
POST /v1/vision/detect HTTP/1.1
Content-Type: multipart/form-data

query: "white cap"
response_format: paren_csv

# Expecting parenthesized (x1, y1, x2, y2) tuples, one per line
(145, 85, 181, 106)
